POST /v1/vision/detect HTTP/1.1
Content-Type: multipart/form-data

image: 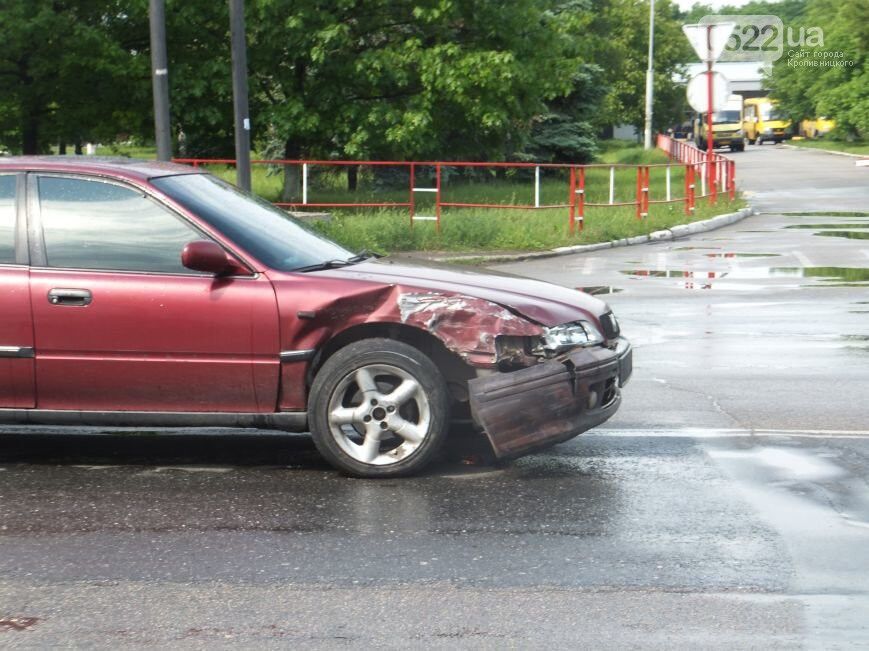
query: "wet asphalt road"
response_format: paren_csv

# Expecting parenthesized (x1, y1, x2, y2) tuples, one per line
(2, 145, 869, 648)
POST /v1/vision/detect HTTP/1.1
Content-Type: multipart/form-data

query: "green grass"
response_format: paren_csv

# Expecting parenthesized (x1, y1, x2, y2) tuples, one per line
(307, 197, 744, 254)
(597, 140, 672, 165)
(94, 144, 157, 158)
(788, 139, 869, 156)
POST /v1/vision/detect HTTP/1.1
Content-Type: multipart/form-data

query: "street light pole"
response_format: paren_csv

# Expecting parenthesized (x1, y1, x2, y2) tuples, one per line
(149, 0, 172, 161)
(643, 0, 655, 150)
(229, 0, 252, 191)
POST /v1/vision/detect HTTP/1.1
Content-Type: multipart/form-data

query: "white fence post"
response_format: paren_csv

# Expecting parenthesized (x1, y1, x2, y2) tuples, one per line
(666, 166, 671, 202)
(534, 165, 540, 208)
(609, 166, 615, 205)
(302, 163, 308, 205)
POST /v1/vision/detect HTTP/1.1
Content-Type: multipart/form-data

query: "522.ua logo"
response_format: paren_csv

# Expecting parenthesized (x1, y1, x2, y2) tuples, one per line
(700, 15, 824, 63)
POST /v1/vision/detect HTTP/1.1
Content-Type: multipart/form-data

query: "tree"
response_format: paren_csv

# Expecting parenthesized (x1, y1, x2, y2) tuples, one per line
(769, 0, 868, 138)
(583, 0, 693, 133)
(0, 0, 144, 154)
(521, 66, 605, 163)
(243, 0, 580, 198)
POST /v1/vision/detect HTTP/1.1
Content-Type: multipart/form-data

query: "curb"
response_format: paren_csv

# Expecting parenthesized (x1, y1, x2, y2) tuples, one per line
(427, 207, 755, 264)
(781, 143, 866, 160)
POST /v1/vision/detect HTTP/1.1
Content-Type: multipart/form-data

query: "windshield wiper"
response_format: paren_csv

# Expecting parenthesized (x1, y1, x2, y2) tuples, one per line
(345, 249, 382, 263)
(292, 249, 382, 273)
(291, 259, 355, 273)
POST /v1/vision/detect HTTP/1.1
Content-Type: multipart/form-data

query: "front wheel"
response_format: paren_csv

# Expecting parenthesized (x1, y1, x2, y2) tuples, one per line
(309, 338, 451, 477)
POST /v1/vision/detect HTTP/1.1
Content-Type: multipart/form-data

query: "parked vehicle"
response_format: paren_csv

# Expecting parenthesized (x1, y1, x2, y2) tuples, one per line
(743, 97, 792, 145)
(799, 117, 835, 139)
(0, 158, 632, 477)
(694, 94, 745, 152)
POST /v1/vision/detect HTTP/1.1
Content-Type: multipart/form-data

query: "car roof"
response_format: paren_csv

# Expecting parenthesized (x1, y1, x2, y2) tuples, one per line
(0, 156, 200, 182)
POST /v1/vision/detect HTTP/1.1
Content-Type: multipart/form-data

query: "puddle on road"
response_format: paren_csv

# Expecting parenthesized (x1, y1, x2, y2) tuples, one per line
(672, 246, 721, 251)
(576, 286, 623, 295)
(817, 231, 869, 240)
(797, 268, 869, 282)
(783, 211, 869, 217)
(704, 252, 781, 258)
(622, 267, 869, 281)
(619, 266, 869, 289)
(785, 224, 869, 230)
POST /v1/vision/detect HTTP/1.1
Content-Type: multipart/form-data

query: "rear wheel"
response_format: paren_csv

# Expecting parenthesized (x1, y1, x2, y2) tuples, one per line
(309, 338, 450, 477)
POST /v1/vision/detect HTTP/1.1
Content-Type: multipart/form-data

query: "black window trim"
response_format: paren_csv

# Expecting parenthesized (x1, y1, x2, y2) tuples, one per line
(25, 172, 257, 279)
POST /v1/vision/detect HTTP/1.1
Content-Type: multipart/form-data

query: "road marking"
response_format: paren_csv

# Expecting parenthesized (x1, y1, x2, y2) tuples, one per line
(592, 428, 869, 439)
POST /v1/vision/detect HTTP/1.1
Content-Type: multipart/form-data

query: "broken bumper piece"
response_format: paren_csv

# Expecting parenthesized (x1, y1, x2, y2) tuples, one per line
(468, 338, 632, 459)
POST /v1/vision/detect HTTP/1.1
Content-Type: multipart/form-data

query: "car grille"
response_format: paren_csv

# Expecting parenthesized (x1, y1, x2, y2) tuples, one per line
(599, 312, 620, 339)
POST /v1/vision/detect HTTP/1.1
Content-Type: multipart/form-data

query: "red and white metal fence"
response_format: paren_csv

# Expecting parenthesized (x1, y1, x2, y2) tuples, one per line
(174, 145, 735, 233)
(656, 133, 736, 205)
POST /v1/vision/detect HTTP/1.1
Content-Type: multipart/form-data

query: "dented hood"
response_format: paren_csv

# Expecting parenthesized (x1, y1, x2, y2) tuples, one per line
(313, 258, 608, 327)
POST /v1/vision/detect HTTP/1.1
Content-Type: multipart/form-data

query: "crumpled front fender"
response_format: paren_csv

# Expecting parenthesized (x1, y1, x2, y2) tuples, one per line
(397, 292, 544, 367)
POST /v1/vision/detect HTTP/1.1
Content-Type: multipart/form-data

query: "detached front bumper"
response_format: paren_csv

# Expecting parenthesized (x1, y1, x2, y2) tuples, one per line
(468, 338, 632, 459)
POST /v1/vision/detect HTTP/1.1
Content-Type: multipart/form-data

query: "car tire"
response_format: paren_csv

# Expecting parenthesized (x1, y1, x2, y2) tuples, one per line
(308, 338, 451, 477)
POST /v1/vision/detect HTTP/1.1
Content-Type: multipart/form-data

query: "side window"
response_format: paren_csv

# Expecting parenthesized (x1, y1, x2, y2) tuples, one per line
(38, 176, 206, 273)
(0, 175, 15, 264)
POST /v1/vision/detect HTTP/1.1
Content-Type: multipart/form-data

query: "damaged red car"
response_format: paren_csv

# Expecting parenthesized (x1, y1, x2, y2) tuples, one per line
(0, 158, 632, 476)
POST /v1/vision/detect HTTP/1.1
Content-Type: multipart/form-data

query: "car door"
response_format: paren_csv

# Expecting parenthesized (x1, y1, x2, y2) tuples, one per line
(27, 173, 279, 413)
(0, 173, 35, 409)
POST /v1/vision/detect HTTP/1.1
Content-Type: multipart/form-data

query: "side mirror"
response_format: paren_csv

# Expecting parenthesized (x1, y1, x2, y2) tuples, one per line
(182, 240, 232, 274)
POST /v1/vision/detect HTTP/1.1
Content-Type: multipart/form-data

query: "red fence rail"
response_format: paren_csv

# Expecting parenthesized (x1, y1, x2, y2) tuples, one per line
(173, 148, 736, 232)
(656, 133, 736, 204)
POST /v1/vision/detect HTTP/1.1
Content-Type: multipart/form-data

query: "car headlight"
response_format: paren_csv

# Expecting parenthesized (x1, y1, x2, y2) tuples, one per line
(736, 129, 744, 136)
(763, 128, 774, 135)
(539, 321, 604, 355)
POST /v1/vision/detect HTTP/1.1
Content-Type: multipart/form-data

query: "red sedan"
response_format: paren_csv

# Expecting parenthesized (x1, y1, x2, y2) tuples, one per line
(0, 158, 631, 476)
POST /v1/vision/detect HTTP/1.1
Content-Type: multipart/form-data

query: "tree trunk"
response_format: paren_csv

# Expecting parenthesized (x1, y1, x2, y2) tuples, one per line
(74, 140, 83, 155)
(282, 140, 302, 203)
(59, 141, 67, 155)
(347, 165, 359, 192)
(22, 116, 38, 155)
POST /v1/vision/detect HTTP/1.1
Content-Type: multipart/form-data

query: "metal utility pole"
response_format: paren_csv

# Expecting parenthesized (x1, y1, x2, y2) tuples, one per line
(705, 25, 716, 203)
(229, 0, 252, 191)
(643, 0, 655, 150)
(149, 0, 172, 161)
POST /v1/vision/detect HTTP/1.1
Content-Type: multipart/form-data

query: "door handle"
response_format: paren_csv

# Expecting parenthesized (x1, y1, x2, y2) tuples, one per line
(47, 288, 92, 306)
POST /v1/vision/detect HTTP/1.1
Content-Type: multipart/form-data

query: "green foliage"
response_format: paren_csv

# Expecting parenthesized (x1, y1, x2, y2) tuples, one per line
(768, 0, 868, 138)
(0, 0, 697, 162)
(521, 67, 604, 163)
(0, 0, 145, 153)
(587, 0, 693, 132)
(247, 0, 578, 162)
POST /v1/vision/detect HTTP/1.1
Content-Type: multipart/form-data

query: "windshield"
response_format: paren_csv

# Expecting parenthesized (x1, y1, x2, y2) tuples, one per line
(761, 104, 787, 121)
(152, 173, 352, 271)
(712, 110, 741, 124)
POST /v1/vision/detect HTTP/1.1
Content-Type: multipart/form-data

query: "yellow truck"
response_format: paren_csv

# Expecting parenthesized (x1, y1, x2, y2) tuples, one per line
(693, 95, 745, 152)
(743, 97, 792, 145)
